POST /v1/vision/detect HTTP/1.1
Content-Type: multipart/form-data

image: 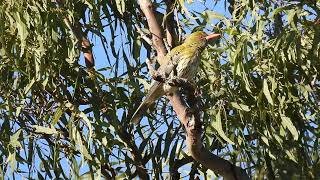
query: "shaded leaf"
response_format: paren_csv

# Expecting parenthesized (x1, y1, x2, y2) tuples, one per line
(231, 102, 250, 112)
(280, 115, 298, 140)
(211, 110, 234, 145)
(263, 79, 274, 105)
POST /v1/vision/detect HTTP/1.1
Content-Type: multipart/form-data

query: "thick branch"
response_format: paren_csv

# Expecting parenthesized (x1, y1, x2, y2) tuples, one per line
(167, 93, 250, 180)
(139, 0, 167, 65)
(138, 0, 249, 179)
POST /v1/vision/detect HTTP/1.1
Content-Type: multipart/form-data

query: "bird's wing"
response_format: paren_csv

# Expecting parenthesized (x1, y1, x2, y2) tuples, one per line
(157, 51, 182, 77)
(131, 53, 182, 124)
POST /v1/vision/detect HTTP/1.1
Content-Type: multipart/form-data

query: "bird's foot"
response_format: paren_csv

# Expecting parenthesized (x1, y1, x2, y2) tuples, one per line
(151, 72, 166, 83)
(166, 77, 198, 95)
(175, 78, 196, 92)
(167, 77, 190, 87)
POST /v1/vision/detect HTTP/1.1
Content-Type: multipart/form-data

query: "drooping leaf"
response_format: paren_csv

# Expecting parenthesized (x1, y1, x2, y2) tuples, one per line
(231, 102, 250, 112)
(211, 110, 235, 145)
(280, 115, 298, 140)
(32, 125, 58, 135)
(263, 79, 274, 105)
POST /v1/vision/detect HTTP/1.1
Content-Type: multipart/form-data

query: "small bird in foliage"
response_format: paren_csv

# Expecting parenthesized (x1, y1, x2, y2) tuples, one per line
(131, 31, 220, 124)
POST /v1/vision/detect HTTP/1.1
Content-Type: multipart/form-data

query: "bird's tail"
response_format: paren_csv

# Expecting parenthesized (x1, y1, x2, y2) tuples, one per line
(131, 81, 163, 124)
(131, 100, 153, 124)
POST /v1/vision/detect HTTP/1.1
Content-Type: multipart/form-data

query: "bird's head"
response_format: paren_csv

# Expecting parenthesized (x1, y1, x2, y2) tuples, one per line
(184, 31, 221, 49)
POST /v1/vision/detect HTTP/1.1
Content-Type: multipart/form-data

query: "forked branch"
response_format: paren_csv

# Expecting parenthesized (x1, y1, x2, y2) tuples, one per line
(138, 0, 249, 179)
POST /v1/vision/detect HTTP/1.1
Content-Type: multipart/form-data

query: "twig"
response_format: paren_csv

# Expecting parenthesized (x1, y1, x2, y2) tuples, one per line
(145, 57, 170, 83)
(135, 24, 153, 45)
(164, 0, 177, 49)
(145, 58, 158, 78)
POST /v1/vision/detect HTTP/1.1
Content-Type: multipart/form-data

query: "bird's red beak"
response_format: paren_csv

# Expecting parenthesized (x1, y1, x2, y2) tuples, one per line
(205, 33, 221, 41)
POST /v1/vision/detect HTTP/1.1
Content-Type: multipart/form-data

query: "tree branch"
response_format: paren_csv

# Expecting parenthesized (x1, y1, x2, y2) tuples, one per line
(164, 0, 177, 49)
(138, 0, 250, 179)
(139, 0, 167, 65)
(73, 23, 95, 69)
(56, 0, 95, 69)
(167, 93, 250, 180)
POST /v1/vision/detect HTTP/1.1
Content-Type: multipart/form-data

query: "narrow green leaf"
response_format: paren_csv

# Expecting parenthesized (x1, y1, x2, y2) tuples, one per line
(32, 125, 58, 135)
(71, 154, 80, 177)
(285, 150, 298, 163)
(261, 136, 269, 146)
(231, 102, 250, 112)
(203, 10, 225, 20)
(84, 0, 93, 9)
(263, 79, 274, 105)
(280, 116, 298, 140)
(225, 28, 240, 35)
(138, 132, 152, 153)
(15, 12, 28, 56)
(115, 0, 125, 15)
(169, 137, 179, 166)
(7, 151, 16, 173)
(272, 6, 286, 16)
(79, 111, 93, 145)
(287, 9, 296, 25)
(10, 129, 22, 148)
(51, 107, 64, 126)
(78, 140, 93, 161)
(269, 151, 276, 159)
(211, 110, 235, 145)
(154, 134, 163, 158)
(273, 133, 283, 146)
(164, 122, 179, 162)
(37, 146, 52, 178)
(16, 106, 22, 117)
(24, 78, 36, 95)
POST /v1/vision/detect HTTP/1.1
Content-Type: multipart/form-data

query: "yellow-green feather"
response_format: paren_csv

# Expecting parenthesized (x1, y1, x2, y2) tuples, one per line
(131, 31, 209, 124)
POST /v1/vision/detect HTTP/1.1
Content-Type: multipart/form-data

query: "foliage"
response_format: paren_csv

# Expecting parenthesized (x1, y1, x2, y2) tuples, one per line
(0, 0, 319, 179)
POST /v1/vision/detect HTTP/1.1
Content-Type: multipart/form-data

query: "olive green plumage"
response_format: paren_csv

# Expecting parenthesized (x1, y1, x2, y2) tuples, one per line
(131, 31, 212, 124)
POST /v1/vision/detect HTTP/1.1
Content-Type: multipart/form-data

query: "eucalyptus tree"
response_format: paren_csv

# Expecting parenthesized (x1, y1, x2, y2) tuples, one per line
(0, 0, 319, 179)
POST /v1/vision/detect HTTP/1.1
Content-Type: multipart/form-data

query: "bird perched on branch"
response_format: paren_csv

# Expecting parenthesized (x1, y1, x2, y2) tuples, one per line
(131, 31, 221, 124)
